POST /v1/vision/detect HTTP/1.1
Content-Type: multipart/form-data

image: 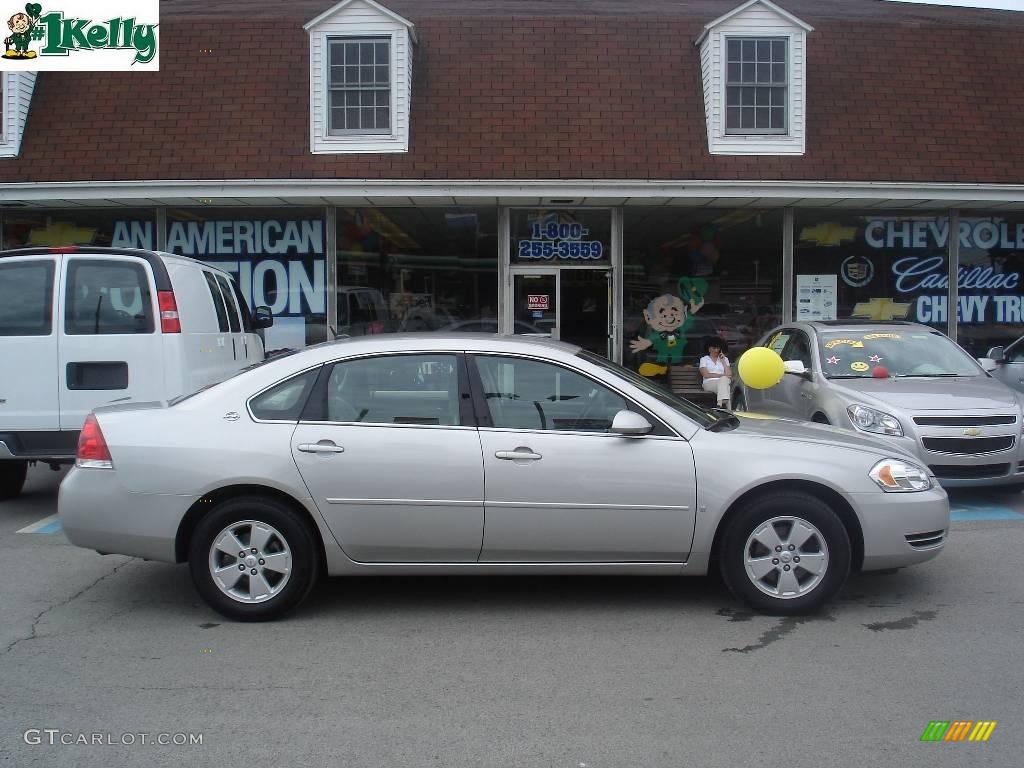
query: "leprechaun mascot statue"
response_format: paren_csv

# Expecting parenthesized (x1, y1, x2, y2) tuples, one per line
(4, 4, 42, 59)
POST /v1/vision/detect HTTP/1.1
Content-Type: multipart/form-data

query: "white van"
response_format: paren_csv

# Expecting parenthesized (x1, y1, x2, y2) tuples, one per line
(0, 246, 272, 499)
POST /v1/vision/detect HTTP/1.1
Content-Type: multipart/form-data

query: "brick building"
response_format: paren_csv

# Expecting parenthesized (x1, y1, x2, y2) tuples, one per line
(2, 0, 1024, 363)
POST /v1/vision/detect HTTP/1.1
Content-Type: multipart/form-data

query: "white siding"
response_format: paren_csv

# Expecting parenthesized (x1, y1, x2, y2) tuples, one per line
(308, 0, 413, 154)
(0, 72, 37, 158)
(697, 1, 809, 156)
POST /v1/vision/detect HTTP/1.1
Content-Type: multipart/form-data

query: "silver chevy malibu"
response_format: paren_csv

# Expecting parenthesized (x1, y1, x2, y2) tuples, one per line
(60, 334, 948, 621)
(737, 321, 1024, 489)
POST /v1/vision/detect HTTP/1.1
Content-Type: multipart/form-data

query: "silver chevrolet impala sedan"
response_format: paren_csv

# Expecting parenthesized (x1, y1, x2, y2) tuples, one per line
(59, 334, 948, 621)
(737, 321, 1024, 489)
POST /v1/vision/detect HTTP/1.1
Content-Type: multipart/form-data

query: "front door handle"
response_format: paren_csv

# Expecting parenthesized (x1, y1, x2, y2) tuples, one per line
(298, 441, 345, 454)
(495, 448, 542, 461)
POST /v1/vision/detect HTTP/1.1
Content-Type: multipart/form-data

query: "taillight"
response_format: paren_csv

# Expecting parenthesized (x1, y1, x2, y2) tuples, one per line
(49, 246, 79, 254)
(76, 414, 113, 469)
(158, 290, 181, 333)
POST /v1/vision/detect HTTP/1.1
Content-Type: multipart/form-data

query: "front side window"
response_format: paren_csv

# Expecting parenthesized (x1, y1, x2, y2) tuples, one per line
(324, 354, 460, 426)
(474, 355, 628, 433)
(216, 274, 242, 332)
(780, 330, 811, 368)
(725, 37, 787, 134)
(65, 259, 154, 335)
(328, 37, 391, 135)
(0, 260, 54, 336)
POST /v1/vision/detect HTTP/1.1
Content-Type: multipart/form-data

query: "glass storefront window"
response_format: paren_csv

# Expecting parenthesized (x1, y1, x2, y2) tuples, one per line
(794, 211, 950, 334)
(336, 207, 498, 335)
(954, 214, 1024, 357)
(165, 207, 328, 353)
(510, 209, 611, 265)
(622, 208, 783, 379)
(1, 209, 157, 250)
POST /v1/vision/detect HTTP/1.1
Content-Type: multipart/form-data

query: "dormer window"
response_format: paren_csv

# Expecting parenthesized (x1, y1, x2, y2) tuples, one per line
(305, 0, 416, 155)
(725, 38, 787, 135)
(697, 0, 811, 156)
(328, 36, 391, 135)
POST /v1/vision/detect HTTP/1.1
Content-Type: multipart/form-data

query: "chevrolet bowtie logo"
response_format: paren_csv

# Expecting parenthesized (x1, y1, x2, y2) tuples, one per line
(964, 428, 981, 437)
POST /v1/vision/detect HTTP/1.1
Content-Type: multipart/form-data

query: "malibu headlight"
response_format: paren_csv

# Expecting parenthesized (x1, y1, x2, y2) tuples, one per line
(869, 458, 932, 492)
(847, 404, 903, 436)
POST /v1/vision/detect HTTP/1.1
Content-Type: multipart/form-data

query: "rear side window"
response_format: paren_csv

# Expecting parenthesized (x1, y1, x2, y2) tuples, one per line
(249, 369, 319, 421)
(65, 260, 154, 335)
(215, 274, 241, 332)
(203, 272, 229, 332)
(0, 260, 55, 336)
(231, 280, 253, 332)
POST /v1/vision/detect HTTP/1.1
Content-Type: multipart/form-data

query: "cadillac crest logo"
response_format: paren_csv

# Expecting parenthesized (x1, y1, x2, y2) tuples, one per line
(841, 254, 875, 288)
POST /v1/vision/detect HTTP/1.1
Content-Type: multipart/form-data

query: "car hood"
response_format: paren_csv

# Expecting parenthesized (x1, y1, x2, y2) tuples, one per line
(730, 412, 917, 460)
(825, 375, 1019, 411)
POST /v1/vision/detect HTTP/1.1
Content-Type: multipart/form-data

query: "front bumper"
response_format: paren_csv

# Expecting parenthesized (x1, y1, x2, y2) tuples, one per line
(59, 466, 197, 562)
(852, 486, 950, 570)
(905, 413, 1024, 488)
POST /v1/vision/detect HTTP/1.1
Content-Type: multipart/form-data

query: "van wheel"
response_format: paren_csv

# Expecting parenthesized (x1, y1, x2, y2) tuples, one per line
(188, 496, 320, 621)
(719, 492, 851, 615)
(0, 461, 28, 501)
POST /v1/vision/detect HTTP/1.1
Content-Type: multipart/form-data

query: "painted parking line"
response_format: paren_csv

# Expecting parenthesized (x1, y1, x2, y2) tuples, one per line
(17, 514, 62, 534)
(949, 503, 1024, 522)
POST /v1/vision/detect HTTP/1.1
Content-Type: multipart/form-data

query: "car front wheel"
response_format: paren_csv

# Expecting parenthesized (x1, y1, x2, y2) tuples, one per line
(720, 492, 851, 615)
(188, 496, 320, 621)
(0, 461, 28, 501)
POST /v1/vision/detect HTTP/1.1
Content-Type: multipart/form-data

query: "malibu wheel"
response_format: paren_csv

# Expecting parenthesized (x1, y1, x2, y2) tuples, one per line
(189, 496, 319, 621)
(0, 461, 28, 501)
(720, 492, 850, 615)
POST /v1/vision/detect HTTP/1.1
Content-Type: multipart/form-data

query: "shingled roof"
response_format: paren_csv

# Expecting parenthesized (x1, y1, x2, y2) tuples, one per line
(2, 0, 1023, 184)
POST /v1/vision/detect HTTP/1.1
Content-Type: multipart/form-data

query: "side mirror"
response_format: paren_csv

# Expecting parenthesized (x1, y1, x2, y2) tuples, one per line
(609, 410, 653, 436)
(986, 346, 1006, 363)
(252, 306, 274, 329)
(978, 357, 998, 373)
(784, 360, 811, 379)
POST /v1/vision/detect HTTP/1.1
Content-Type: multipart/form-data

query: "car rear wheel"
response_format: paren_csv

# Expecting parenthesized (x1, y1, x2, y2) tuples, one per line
(189, 496, 319, 621)
(720, 492, 851, 615)
(0, 461, 28, 501)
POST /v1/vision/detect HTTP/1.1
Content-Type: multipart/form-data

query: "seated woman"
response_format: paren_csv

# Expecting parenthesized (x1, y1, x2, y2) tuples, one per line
(699, 336, 732, 409)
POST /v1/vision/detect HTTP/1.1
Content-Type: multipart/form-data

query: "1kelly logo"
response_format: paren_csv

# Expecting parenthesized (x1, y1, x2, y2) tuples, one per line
(920, 720, 997, 742)
(1, 0, 158, 69)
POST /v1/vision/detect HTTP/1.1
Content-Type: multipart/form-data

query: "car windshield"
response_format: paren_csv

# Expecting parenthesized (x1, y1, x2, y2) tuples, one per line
(817, 329, 981, 379)
(577, 350, 717, 427)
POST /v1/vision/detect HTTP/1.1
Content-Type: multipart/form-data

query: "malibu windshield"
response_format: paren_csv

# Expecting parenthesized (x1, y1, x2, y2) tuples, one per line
(818, 329, 981, 379)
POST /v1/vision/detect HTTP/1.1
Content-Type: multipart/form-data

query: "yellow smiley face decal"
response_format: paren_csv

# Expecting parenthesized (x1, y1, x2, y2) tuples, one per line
(851, 361, 870, 372)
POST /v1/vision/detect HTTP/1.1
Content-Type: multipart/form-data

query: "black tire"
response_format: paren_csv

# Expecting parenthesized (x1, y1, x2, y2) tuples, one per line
(0, 461, 28, 501)
(719, 492, 851, 615)
(812, 413, 830, 424)
(188, 495, 320, 621)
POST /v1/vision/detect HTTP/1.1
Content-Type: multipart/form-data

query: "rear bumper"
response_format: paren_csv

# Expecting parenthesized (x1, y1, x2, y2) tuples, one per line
(852, 487, 950, 570)
(0, 431, 79, 461)
(59, 466, 197, 562)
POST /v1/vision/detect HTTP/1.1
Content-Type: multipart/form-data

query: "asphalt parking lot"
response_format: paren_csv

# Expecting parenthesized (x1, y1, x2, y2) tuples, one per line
(1, 464, 1023, 768)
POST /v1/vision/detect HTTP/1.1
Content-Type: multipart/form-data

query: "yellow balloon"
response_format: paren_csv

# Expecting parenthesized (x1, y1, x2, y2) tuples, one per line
(738, 346, 785, 390)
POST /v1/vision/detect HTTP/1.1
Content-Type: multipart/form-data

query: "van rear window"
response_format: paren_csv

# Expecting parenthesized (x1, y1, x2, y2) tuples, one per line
(65, 259, 154, 335)
(0, 260, 54, 336)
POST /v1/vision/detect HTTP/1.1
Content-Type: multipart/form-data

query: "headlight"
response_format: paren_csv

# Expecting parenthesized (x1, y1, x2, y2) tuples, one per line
(869, 458, 932, 492)
(847, 404, 903, 436)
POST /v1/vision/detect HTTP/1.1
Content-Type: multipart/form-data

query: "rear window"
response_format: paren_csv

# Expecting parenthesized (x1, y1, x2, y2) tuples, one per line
(65, 259, 154, 335)
(0, 260, 54, 336)
(249, 369, 320, 421)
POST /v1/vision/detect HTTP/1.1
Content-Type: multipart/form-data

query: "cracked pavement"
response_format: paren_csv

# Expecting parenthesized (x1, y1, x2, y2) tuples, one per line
(1, 466, 1023, 767)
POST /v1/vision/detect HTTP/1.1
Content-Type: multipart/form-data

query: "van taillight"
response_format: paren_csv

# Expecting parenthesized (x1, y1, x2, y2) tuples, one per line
(158, 290, 181, 333)
(76, 414, 113, 469)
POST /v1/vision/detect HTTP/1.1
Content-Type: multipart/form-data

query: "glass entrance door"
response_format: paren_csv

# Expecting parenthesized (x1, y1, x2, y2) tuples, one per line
(510, 269, 610, 357)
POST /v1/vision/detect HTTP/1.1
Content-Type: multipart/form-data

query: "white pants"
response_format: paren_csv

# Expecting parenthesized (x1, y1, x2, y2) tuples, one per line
(702, 376, 731, 406)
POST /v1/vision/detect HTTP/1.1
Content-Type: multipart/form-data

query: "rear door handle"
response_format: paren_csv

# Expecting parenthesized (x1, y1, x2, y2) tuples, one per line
(298, 442, 345, 454)
(495, 449, 542, 461)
